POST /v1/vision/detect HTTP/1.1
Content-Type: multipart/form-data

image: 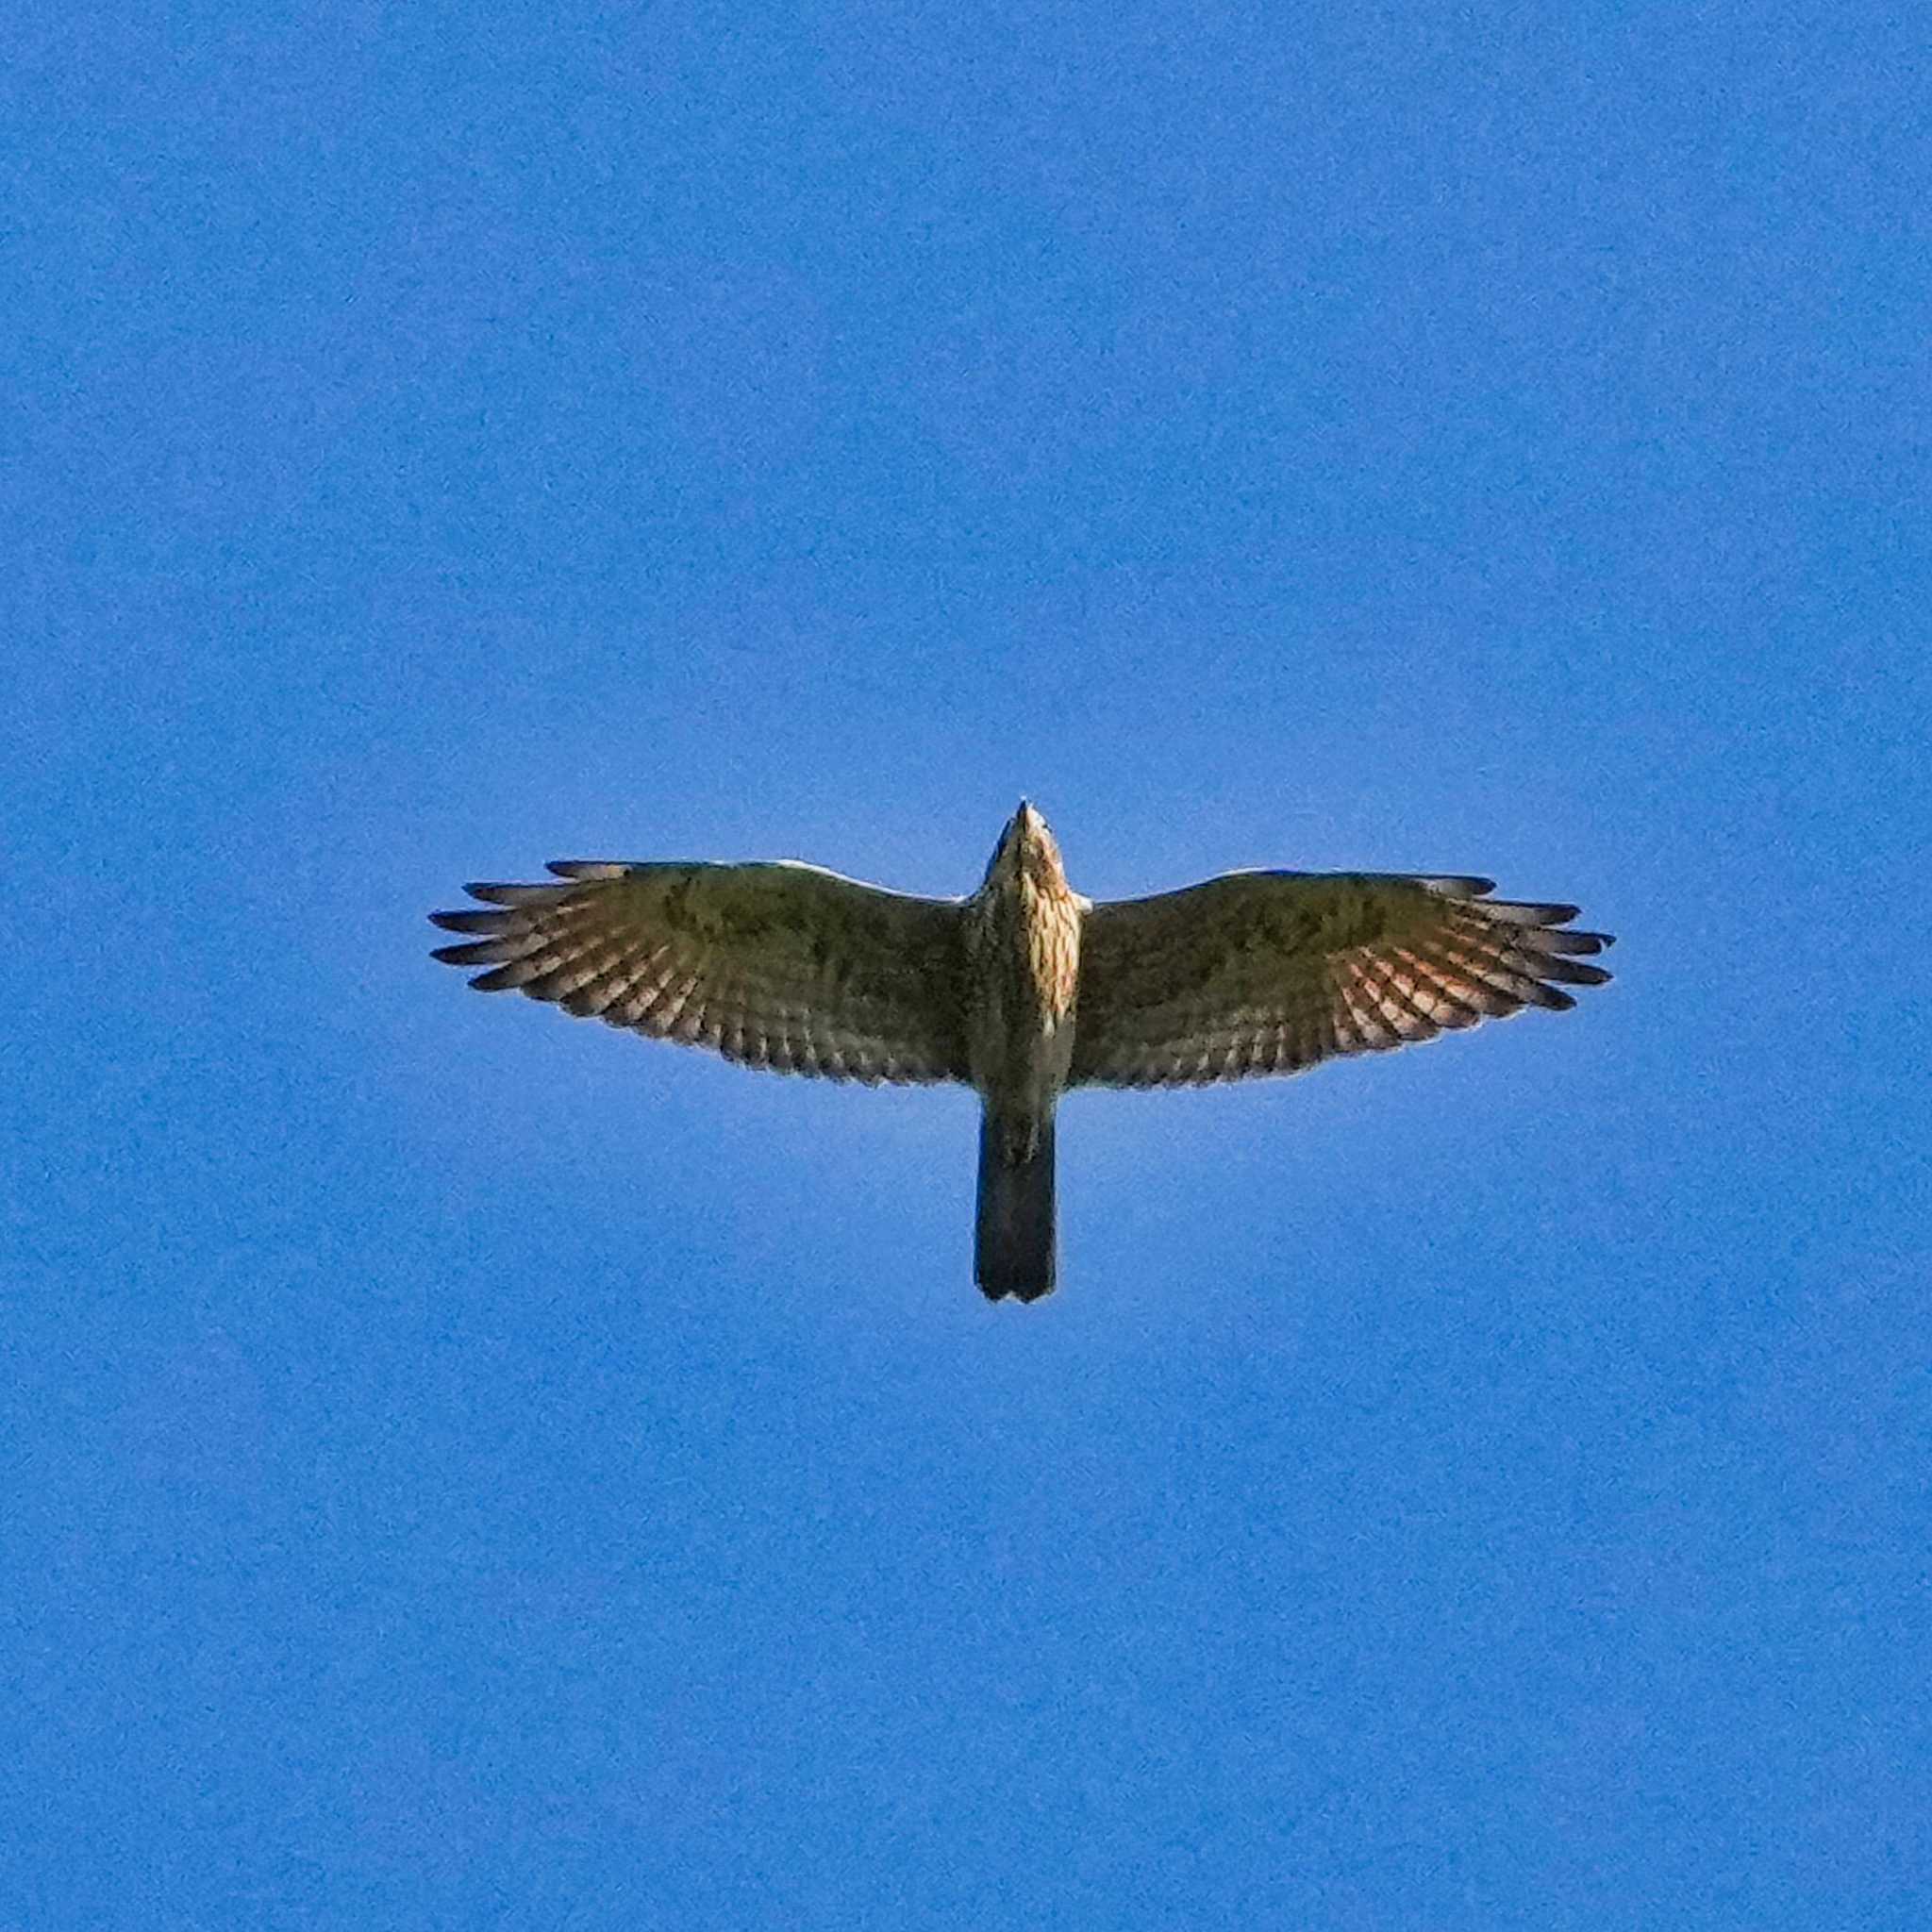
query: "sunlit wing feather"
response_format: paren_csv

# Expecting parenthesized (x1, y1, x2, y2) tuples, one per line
(430, 860, 971, 1083)
(1070, 871, 1612, 1088)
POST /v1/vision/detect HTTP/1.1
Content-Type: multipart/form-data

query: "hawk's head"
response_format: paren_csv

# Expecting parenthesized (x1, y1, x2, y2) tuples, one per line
(985, 799, 1071, 898)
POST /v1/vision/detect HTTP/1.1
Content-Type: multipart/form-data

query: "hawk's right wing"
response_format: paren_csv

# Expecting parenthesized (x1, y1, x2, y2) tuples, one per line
(431, 860, 971, 1084)
(1071, 871, 1610, 1088)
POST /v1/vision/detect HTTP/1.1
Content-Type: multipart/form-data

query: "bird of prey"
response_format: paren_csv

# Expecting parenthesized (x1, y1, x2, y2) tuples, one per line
(430, 803, 1611, 1303)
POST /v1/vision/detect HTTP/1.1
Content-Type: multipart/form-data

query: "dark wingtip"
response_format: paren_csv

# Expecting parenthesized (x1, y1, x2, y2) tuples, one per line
(431, 939, 506, 967)
(1542, 957, 1613, 988)
(468, 963, 531, 992)
(430, 908, 513, 935)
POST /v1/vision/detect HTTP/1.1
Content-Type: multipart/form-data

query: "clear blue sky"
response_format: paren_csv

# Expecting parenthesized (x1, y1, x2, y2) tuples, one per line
(8, 4, 1929, 1926)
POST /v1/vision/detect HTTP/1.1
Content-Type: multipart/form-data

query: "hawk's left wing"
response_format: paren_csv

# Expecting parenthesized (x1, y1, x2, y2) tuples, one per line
(1071, 871, 1610, 1088)
(431, 860, 970, 1083)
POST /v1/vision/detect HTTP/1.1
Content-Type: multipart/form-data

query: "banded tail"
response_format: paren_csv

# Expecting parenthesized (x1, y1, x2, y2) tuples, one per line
(975, 1109, 1057, 1303)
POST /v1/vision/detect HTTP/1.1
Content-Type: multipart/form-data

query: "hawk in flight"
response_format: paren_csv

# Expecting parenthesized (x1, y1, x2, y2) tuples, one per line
(431, 804, 1611, 1303)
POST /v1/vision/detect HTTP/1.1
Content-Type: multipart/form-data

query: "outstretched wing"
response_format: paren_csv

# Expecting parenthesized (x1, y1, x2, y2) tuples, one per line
(431, 860, 971, 1084)
(1071, 871, 1611, 1088)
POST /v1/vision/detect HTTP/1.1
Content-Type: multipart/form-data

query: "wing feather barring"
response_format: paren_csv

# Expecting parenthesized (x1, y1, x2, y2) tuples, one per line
(433, 807, 1611, 1301)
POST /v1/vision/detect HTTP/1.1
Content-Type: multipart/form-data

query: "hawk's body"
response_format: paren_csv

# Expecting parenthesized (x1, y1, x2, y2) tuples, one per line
(431, 803, 1611, 1301)
(961, 809, 1084, 1298)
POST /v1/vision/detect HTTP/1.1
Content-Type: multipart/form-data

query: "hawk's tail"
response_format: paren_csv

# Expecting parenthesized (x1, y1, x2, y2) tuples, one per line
(975, 1109, 1057, 1303)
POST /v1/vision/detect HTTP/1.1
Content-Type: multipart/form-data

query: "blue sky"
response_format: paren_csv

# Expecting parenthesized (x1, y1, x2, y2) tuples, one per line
(8, 3, 1930, 1925)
